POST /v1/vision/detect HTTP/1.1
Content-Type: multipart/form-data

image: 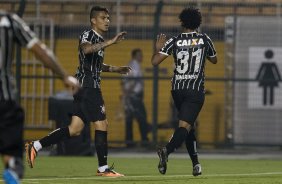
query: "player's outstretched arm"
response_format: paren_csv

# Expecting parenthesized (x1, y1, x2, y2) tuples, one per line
(81, 32, 127, 54)
(30, 42, 80, 93)
(102, 64, 131, 75)
(151, 34, 168, 66)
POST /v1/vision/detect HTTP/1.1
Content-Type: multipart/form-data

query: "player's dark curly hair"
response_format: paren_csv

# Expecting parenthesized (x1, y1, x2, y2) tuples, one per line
(90, 6, 109, 20)
(179, 7, 202, 30)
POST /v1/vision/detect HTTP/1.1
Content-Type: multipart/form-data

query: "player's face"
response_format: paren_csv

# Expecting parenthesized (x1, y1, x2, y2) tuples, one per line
(91, 11, 110, 34)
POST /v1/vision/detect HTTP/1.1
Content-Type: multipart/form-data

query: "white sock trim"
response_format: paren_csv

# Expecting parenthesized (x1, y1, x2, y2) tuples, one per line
(98, 165, 109, 172)
(33, 141, 42, 152)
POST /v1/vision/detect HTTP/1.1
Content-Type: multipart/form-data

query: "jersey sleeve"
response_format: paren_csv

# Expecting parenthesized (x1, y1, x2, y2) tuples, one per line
(205, 34, 217, 57)
(11, 14, 38, 49)
(159, 37, 175, 56)
(80, 31, 93, 45)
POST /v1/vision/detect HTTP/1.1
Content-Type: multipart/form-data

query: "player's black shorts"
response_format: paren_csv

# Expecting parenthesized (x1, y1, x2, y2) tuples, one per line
(171, 89, 205, 125)
(0, 101, 24, 157)
(73, 88, 106, 123)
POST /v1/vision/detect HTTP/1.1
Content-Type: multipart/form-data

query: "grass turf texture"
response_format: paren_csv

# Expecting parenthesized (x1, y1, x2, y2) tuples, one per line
(1, 156, 282, 184)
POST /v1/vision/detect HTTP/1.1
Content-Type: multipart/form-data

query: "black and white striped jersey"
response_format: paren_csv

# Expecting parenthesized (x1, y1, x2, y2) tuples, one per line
(0, 11, 38, 101)
(160, 32, 216, 92)
(75, 29, 105, 88)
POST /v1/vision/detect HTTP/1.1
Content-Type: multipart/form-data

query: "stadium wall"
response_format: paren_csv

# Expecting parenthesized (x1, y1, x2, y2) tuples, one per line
(24, 39, 225, 147)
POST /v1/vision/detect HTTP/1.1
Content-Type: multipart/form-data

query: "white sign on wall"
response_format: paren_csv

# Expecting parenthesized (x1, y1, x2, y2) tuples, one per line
(248, 47, 282, 109)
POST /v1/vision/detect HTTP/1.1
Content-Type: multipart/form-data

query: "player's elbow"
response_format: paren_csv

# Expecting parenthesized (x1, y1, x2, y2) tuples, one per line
(82, 47, 91, 55)
(208, 56, 217, 64)
(151, 60, 158, 66)
(151, 57, 159, 66)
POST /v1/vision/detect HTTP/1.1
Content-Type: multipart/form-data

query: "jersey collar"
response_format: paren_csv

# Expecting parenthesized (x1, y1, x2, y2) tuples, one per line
(181, 31, 197, 34)
(92, 29, 103, 39)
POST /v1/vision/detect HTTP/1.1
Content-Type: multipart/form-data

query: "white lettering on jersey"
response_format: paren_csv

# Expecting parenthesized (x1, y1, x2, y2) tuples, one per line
(175, 74, 198, 80)
(164, 38, 173, 47)
(98, 50, 104, 57)
(176, 38, 204, 47)
(82, 32, 89, 43)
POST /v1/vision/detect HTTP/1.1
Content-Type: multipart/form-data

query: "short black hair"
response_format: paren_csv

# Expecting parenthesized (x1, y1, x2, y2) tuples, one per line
(179, 7, 202, 30)
(131, 48, 142, 58)
(90, 6, 109, 20)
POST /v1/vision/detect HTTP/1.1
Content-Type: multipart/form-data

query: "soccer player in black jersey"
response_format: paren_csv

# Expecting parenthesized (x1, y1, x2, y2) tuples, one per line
(25, 6, 131, 177)
(151, 7, 217, 176)
(0, 10, 79, 184)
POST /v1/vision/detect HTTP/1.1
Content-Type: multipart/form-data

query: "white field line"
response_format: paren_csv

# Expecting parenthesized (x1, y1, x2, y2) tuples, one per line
(1, 172, 281, 182)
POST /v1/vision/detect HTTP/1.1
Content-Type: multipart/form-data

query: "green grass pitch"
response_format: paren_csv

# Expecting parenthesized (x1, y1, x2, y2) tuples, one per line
(1, 156, 282, 184)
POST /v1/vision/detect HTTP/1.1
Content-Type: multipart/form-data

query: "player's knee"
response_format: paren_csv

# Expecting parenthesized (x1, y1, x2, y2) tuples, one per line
(68, 126, 83, 136)
(94, 120, 108, 131)
(179, 120, 191, 130)
(69, 129, 82, 136)
(103, 121, 108, 129)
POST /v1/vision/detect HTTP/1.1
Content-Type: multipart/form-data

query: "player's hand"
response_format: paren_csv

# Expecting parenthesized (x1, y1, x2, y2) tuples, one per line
(156, 33, 167, 51)
(63, 76, 80, 94)
(110, 31, 127, 44)
(117, 66, 132, 75)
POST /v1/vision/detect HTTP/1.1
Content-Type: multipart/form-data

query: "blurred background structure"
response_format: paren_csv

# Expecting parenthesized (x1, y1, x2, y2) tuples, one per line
(1, 0, 282, 152)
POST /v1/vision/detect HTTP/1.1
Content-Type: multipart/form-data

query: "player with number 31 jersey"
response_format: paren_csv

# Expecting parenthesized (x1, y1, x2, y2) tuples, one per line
(160, 31, 216, 91)
(151, 7, 217, 176)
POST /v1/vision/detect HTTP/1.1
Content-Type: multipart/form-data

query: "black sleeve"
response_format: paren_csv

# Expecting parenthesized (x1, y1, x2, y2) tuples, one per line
(79, 30, 94, 45)
(159, 37, 175, 56)
(205, 34, 217, 57)
(11, 14, 38, 48)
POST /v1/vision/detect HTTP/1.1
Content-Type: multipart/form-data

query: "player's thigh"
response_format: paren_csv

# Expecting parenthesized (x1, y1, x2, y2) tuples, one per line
(171, 90, 184, 111)
(72, 88, 88, 123)
(81, 88, 107, 123)
(69, 116, 85, 135)
(179, 92, 205, 126)
(0, 101, 24, 157)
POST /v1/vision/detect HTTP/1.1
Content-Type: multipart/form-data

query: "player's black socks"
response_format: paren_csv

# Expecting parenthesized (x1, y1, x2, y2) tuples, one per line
(185, 129, 199, 166)
(39, 127, 70, 148)
(95, 130, 108, 167)
(166, 127, 188, 155)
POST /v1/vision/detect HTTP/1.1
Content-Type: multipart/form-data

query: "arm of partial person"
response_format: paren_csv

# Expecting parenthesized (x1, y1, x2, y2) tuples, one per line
(29, 42, 80, 92)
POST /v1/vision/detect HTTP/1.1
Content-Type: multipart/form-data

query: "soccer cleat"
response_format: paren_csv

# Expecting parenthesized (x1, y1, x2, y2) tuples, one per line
(3, 169, 20, 184)
(157, 147, 168, 175)
(25, 142, 37, 168)
(192, 164, 202, 176)
(96, 164, 124, 177)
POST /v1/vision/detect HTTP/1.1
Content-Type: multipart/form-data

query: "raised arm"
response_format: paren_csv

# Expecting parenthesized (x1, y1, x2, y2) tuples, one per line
(81, 31, 127, 55)
(151, 34, 170, 66)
